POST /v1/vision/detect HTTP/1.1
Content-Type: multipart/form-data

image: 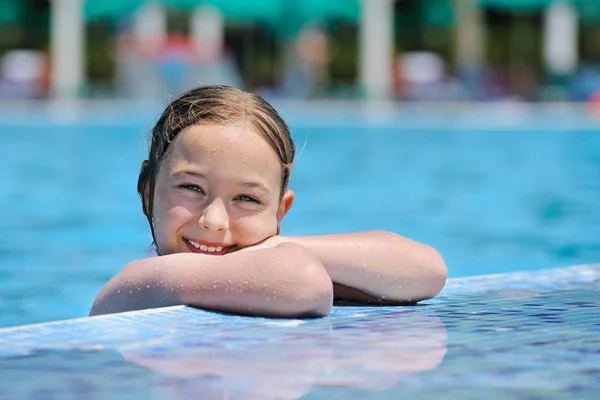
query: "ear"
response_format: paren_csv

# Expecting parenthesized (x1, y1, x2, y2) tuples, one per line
(276, 190, 295, 222)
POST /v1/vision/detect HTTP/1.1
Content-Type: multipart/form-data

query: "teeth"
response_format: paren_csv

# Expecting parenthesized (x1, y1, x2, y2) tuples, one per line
(187, 240, 225, 253)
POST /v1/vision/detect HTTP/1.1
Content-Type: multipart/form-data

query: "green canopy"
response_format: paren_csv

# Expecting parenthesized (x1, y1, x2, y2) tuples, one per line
(479, 0, 600, 20)
(293, 0, 360, 22)
(84, 0, 145, 19)
(85, 1, 146, 20)
(0, 0, 21, 24)
(153, 0, 283, 22)
(422, 0, 454, 27)
(85, 0, 360, 24)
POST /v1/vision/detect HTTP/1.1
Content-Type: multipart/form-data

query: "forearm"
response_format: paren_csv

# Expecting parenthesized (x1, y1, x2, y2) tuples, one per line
(283, 231, 447, 302)
(89, 243, 333, 318)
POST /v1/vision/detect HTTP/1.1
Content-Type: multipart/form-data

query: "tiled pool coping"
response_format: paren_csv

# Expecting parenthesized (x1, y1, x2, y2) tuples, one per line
(1, 264, 599, 399)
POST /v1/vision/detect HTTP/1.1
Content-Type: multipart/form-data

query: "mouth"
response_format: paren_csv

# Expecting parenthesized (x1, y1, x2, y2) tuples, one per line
(184, 238, 233, 255)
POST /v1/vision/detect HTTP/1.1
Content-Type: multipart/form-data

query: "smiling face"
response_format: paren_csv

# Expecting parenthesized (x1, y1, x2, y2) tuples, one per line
(150, 123, 294, 256)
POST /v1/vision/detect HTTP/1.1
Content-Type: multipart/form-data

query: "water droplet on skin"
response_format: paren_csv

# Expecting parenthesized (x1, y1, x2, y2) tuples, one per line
(146, 285, 151, 289)
(117, 290, 121, 294)
(155, 267, 160, 272)
(129, 290, 132, 294)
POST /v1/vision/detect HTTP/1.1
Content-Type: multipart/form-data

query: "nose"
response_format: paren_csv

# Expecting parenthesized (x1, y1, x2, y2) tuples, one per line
(198, 198, 229, 232)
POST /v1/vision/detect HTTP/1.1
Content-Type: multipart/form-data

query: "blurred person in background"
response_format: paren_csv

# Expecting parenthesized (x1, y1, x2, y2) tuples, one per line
(0, 49, 47, 99)
(282, 21, 329, 99)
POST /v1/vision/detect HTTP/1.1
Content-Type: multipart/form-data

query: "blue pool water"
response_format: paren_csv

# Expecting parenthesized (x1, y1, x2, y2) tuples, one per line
(1, 102, 600, 327)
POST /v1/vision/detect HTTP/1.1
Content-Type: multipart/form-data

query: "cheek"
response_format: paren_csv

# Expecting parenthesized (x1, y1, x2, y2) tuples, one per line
(153, 195, 196, 235)
(158, 206, 194, 226)
(153, 206, 195, 254)
(233, 210, 279, 239)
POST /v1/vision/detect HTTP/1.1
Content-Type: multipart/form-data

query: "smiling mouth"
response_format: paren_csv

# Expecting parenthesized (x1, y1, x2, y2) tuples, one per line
(184, 239, 232, 255)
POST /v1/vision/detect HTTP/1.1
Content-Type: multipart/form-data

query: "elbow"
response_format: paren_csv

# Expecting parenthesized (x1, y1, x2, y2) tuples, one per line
(283, 243, 333, 317)
(402, 245, 447, 303)
(378, 231, 448, 302)
(303, 264, 334, 317)
(295, 257, 334, 317)
(422, 247, 447, 299)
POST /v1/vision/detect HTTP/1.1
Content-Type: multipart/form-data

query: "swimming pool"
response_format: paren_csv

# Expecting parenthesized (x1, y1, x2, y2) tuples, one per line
(1, 263, 598, 398)
(1, 101, 599, 327)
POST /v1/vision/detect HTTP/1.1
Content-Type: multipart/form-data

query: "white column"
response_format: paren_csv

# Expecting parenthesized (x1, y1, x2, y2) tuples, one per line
(360, 0, 394, 100)
(50, 0, 84, 99)
(543, 0, 578, 76)
(191, 5, 224, 62)
(133, 0, 167, 53)
(454, 0, 485, 71)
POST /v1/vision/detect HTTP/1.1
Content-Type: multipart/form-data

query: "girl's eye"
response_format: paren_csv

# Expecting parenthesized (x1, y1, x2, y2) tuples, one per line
(179, 184, 204, 193)
(237, 194, 259, 204)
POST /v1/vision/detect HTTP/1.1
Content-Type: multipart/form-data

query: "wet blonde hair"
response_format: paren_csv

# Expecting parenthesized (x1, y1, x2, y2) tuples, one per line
(137, 85, 295, 246)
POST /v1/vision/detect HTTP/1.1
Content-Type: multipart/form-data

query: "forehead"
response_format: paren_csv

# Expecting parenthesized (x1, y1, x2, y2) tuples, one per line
(164, 124, 282, 182)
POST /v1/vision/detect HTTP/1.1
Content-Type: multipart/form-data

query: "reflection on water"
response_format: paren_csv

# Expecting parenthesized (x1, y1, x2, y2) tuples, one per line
(0, 311, 446, 399)
(121, 311, 447, 399)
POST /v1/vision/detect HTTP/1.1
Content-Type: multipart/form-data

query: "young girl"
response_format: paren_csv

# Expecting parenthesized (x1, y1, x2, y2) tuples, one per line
(90, 85, 447, 318)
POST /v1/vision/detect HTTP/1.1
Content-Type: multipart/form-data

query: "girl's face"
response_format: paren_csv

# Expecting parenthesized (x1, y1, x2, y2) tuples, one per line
(150, 124, 294, 255)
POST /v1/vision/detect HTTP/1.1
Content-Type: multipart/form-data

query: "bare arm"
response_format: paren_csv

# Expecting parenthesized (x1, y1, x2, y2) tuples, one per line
(279, 231, 447, 303)
(89, 242, 333, 318)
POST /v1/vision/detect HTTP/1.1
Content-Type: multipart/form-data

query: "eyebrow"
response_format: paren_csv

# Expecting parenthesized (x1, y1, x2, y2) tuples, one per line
(172, 170, 271, 195)
(172, 170, 206, 180)
(239, 181, 271, 196)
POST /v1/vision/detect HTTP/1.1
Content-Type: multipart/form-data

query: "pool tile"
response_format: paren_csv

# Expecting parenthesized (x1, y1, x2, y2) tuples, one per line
(0, 264, 598, 399)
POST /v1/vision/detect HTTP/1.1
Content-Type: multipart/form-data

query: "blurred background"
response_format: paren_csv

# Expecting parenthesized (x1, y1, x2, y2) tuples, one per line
(2, 0, 600, 102)
(1, 0, 599, 327)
